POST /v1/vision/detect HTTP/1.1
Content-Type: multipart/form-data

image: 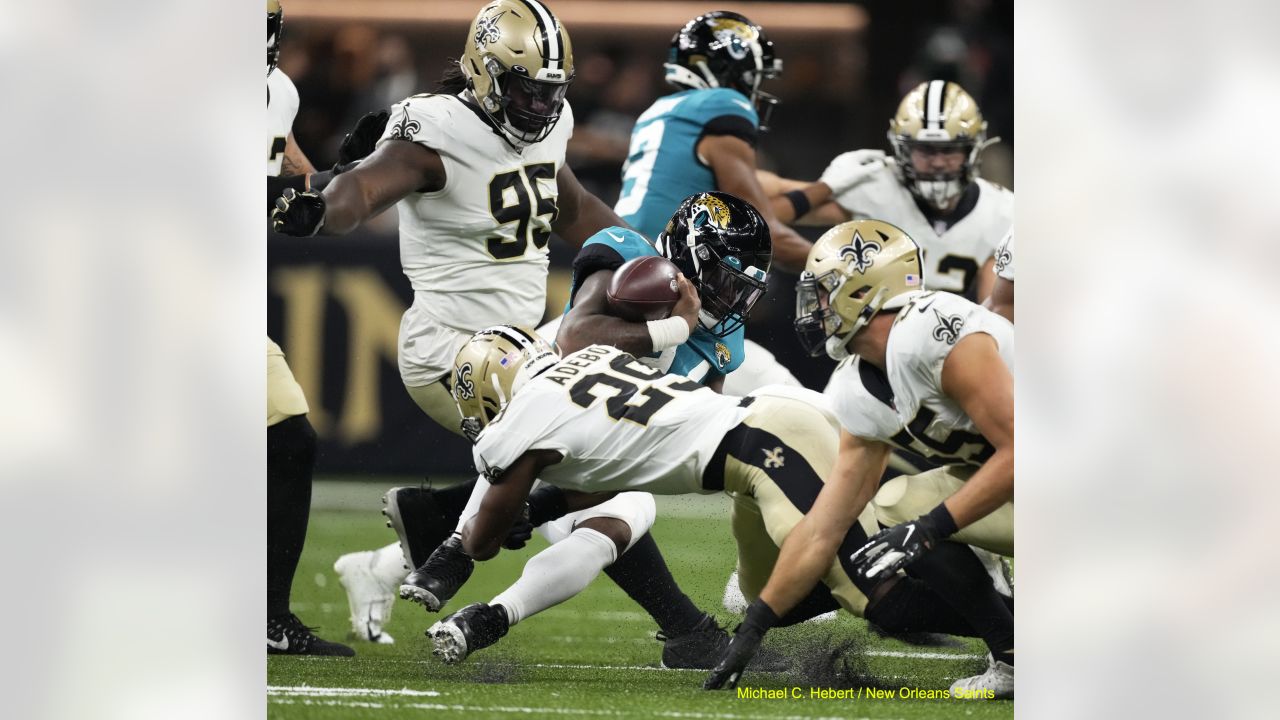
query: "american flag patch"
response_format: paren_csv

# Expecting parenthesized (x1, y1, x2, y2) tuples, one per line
(499, 353, 517, 367)
(905, 274, 920, 286)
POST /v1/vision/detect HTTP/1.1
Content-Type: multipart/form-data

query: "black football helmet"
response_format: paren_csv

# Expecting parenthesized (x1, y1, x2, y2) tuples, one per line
(268, 1, 283, 77)
(665, 11, 783, 130)
(654, 192, 771, 338)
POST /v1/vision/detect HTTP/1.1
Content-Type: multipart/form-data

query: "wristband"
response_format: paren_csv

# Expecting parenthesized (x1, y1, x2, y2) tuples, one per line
(784, 189, 811, 219)
(742, 598, 780, 633)
(309, 169, 335, 191)
(647, 316, 691, 351)
(922, 502, 959, 539)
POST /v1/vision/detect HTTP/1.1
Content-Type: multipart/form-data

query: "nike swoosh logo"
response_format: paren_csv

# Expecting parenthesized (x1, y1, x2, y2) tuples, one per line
(733, 100, 754, 112)
(606, 231, 626, 243)
(902, 524, 916, 545)
(268, 635, 289, 651)
(916, 300, 935, 314)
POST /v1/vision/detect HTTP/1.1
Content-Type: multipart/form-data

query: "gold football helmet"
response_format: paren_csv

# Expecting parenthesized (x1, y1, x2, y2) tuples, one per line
(451, 325, 560, 441)
(887, 80, 994, 211)
(461, 0, 575, 145)
(268, 0, 283, 77)
(794, 220, 924, 360)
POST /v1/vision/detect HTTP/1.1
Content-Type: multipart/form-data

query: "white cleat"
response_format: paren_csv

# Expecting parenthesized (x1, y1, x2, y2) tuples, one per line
(334, 551, 397, 644)
(427, 620, 468, 664)
(950, 654, 1014, 699)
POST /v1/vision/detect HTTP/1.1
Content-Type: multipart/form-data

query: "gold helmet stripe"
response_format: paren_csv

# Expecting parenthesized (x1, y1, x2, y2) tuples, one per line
(925, 79, 946, 130)
(515, 0, 562, 71)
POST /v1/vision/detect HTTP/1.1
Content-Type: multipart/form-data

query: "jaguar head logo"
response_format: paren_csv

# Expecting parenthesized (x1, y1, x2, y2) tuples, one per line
(838, 230, 882, 274)
(714, 342, 732, 367)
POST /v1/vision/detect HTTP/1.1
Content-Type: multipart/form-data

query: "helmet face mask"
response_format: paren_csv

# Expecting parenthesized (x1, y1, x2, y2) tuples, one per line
(267, 0, 282, 78)
(888, 80, 993, 211)
(655, 191, 772, 338)
(451, 325, 559, 442)
(665, 11, 783, 131)
(463, 0, 575, 146)
(793, 221, 924, 360)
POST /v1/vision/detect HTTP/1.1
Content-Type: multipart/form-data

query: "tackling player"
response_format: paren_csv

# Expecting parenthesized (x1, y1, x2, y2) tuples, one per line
(265, 0, 353, 657)
(704, 220, 1015, 697)
(414, 192, 788, 664)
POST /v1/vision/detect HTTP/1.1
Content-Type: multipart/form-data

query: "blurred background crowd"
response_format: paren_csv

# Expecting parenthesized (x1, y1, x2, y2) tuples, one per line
(269, 0, 1013, 476)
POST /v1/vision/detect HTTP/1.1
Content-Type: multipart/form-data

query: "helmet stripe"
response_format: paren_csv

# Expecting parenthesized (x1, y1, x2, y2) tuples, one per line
(517, 0, 561, 71)
(925, 79, 946, 130)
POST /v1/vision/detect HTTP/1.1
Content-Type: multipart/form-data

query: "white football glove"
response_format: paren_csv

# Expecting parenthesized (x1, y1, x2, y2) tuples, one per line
(818, 149, 886, 196)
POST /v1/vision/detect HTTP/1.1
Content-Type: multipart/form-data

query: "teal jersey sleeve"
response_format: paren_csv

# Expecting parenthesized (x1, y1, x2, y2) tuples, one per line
(614, 88, 759, 239)
(563, 227, 658, 313)
(668, 325, 747, 381)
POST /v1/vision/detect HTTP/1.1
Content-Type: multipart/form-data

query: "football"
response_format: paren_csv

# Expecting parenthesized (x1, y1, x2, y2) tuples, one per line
(605, 255, 682, 322)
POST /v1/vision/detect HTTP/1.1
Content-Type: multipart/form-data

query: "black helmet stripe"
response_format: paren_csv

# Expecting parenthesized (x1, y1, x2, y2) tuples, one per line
(925, 79, 946, 130)
(483, 325, 538, 350)
(516, 0, 561, 72)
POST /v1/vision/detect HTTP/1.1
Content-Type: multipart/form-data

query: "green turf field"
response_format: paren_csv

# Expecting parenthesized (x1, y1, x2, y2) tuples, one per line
(268, 481, 1013, 719)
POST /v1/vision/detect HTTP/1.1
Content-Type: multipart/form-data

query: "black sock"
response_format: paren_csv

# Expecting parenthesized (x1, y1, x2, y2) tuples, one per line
(905, 542, 1015, 665)
(431, 478, 477, 521)
(775, 584, 841, 627)
(863, 575, 977, 637)
(267, 415, 317, 619)
(603, 532, 705, 637)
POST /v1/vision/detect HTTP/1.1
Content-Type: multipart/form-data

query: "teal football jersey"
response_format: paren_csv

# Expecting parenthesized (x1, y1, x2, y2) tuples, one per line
(565, 226, 746, 382)
(613, 89, 759, 240)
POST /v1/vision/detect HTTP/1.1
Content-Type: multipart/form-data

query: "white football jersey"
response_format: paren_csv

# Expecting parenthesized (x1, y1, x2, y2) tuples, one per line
(266, 71, 299, 177)
(384, 93, 574, 333)
(827, 291, 1013, 467)
(472, 345, 751, 495)
(834, 164, 1013, 295)
(994, 231, 1014, 281)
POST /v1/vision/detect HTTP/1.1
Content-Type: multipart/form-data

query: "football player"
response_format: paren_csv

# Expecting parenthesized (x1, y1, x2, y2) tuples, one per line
(775, 81, 1013, 302)
(265, 0, 353, 657)
(414, 325, 994, 666)
(413, 192, 792, 665)
(985, 230, 1014, 322)
(705, 220, 1014, 697)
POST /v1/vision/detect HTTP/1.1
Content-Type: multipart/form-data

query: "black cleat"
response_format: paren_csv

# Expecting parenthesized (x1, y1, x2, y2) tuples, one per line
(382, 486, 455, 570)
(658, 614, 789, 671)
(399, 535, 474, 612)
(268, 614, 355, 657)
(427, 603, 511, 664)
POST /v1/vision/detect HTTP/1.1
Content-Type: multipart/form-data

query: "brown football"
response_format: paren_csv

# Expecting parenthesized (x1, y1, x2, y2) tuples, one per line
(605, 255, 681, 322)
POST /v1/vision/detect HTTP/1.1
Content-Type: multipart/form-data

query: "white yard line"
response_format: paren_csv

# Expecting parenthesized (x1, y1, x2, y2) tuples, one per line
(267, 685, 441, 697)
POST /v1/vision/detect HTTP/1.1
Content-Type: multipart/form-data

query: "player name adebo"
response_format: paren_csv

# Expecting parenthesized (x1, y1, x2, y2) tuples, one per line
(542, 346, 617, 386)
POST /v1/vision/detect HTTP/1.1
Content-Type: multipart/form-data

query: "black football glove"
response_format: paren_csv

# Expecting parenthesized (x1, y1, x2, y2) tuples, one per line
(849, 518, 942, 581)
(334, 110, 389, 174)
(272, 187, 326, 236)
(703, 599, 778, 690)
(503, 504, 535, 550)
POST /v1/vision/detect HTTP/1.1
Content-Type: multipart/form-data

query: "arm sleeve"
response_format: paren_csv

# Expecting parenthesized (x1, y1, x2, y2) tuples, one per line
(693, 89, 760, 147)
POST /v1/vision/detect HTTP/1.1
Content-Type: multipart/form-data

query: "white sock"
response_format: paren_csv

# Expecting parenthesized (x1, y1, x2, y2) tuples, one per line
(491, 528, 618, 625)
(373, 541, 410, 588)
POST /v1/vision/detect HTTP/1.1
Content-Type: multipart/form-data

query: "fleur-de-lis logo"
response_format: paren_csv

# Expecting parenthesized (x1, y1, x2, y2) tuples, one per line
(838, 230, 881, 274)
(454, 362, 476, 401)
(995, 245, 1012, 274)
(932, 309, 965, 345)
(474, 10, 505, 50)
(389, 105, 421, 139)
(763, 446, 786, 469)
